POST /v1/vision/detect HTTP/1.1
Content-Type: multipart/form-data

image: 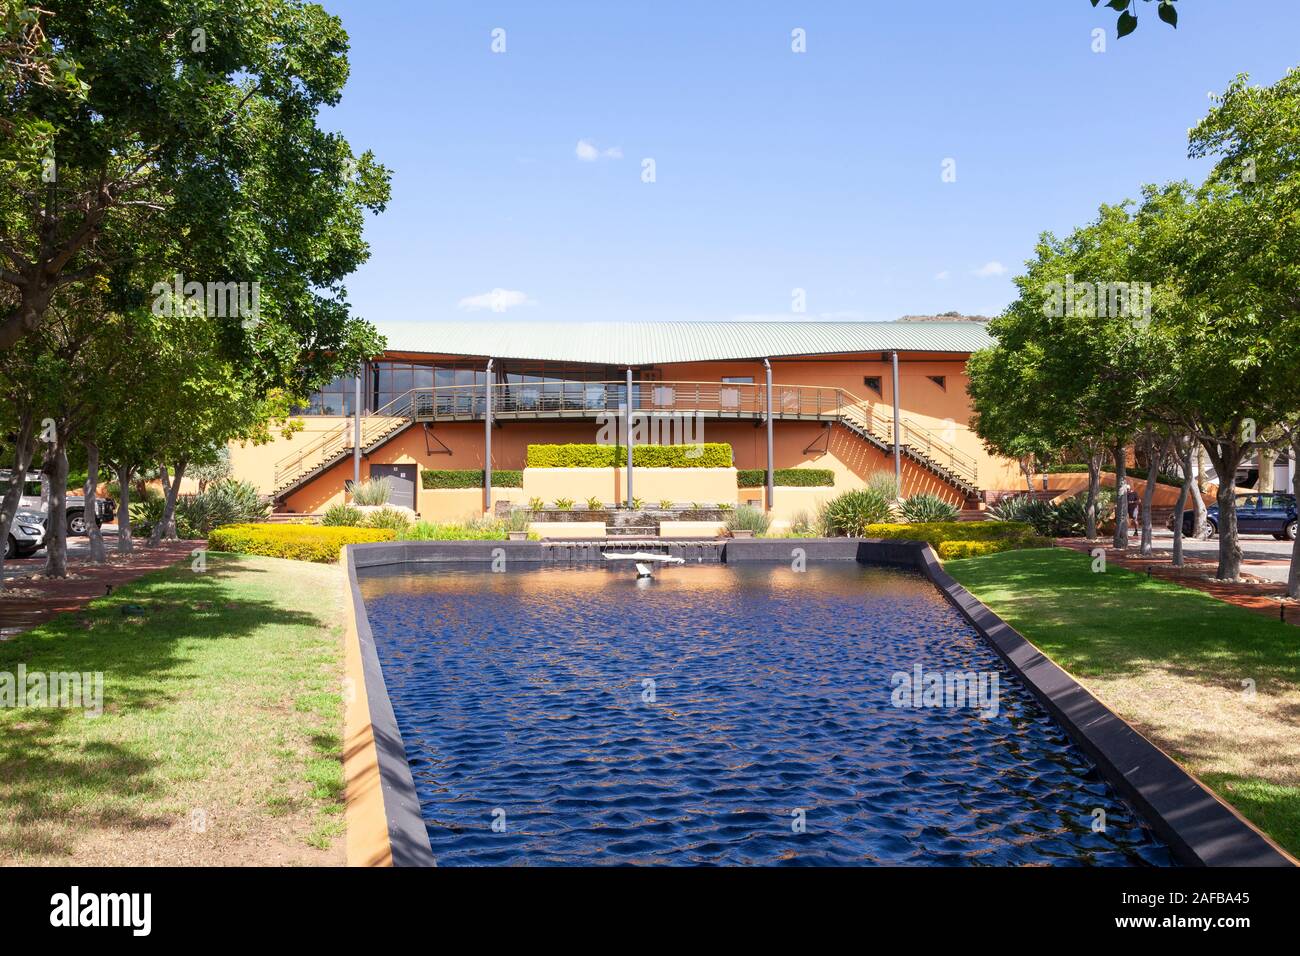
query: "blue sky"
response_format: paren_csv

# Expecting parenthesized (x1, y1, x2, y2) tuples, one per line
(320, 0, 1300, 327)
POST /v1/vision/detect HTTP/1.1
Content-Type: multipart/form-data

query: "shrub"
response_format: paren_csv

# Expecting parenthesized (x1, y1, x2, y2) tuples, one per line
(988, 494, 1057, 536)
(504, 509, 532, 532)
(528, 497, 545, 511)
(208, 524, 396, 562)
(726, 504, 771, 535)
(321, 504, 364, 526)
(861, 522, 1053, 558)
(586, 496, 603, 510)
(176, 479, 270, 535)
(818, 488, 896, 536)
(553, 497, 575, 510)
(1051, 488, 1117, 537)
(421, 469, 523, 489)
(350, 477, 391, 506)
(790, 509, 812, 534)
(736, 468, 835, 488)
(362, 507, 414, 532)
(899, 493, 960, 523)
(525, 443, 733, 468)
(865, 471, 900, 500)
(658, 499, 674, 510)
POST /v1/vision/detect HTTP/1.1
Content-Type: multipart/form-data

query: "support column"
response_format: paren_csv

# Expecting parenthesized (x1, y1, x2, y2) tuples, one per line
(484, 359, 494, 514)
(763, 358, 774, 511)
(352, 369, 362, 488)
(626, 367, 634, 507)
(891, 350, 901, 487)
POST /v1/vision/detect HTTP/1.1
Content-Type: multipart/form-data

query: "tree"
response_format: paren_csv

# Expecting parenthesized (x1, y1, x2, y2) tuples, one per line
(0, 0, 390, 392)
(1090, 0, 1178, 37)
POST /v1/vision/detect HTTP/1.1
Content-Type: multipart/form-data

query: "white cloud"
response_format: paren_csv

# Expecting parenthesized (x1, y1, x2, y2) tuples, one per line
(457, 288, 535, 312)
(934, 270, 950, 281)
(971, 261, 1007, 278)
(576, 139, 623, 162)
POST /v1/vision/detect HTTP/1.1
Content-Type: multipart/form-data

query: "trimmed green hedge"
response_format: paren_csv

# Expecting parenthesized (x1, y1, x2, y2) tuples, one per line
(208, 524, 396, 563)
(861, 521, 1054, 560)
(736, 468, 835, 488)
(421, 469, 523, 489)
(526, 443, 734, 468)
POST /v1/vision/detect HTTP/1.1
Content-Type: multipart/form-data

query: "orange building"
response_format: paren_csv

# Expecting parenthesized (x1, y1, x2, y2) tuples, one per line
(229, 320, 1022, 524)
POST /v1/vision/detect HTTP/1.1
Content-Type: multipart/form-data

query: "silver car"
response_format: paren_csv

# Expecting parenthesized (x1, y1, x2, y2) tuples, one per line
(4, 509, 47, 560)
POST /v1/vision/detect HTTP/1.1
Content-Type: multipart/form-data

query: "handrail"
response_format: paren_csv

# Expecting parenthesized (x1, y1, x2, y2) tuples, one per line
(272, 380, 979, 490)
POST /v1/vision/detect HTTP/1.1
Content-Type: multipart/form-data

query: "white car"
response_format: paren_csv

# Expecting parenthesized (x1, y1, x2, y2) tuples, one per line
(4, 510, 47, 560)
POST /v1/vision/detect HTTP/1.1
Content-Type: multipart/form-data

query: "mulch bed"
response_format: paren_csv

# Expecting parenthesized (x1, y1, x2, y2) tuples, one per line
(1055, 539, 1299, 627)
(0, 540, 201, 639)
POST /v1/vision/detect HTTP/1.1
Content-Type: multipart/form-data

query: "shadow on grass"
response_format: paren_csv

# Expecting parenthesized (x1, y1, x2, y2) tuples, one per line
(0, 555, 325, 859)
(947, 548, 1300, 687)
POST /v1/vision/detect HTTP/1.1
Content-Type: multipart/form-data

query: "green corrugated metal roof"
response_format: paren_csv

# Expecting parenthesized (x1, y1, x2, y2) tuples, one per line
(372, 321, 992, 365)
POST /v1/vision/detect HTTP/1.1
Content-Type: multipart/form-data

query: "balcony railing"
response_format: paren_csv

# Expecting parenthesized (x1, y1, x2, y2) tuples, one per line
(272, 380, 978, 492)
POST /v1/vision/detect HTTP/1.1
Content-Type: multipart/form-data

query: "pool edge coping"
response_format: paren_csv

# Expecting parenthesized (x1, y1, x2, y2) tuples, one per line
(345, 538, 1296, 868)
(343, 546, 437, 868)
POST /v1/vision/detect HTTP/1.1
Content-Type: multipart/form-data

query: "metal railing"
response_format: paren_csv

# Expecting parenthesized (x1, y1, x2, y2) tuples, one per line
(271, 380, 978, 491)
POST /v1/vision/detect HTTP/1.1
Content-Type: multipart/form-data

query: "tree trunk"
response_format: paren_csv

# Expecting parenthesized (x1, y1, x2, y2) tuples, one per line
(1172, 440, 1192, 569)
(83, 438, 106, 563)
(0, 411, 37, 587)
(1259, 447, 1276, 494)
(1202, 437, 1245, 581)
(1189, 451, 1208, 538)
(1288, 433, 1299, 599)
(1112, 444, 1129, 551)
(1139, 438, 1161, 556)
(149, 460, 188, 545)
(43, 434, 70, 578)
(115, 463, 135, 554)
(1085, 448, 1101, 539)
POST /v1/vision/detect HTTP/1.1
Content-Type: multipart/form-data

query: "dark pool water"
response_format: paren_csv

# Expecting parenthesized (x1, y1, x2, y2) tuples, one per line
(358, 562, 1173, 866)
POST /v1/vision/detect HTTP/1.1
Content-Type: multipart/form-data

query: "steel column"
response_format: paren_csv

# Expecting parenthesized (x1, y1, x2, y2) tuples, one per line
(891, 351, 901, 486)
(484, 359, 494, 513)
(763, 358, 774, 511)
(352, 370, 362, 487)
(626, 367, 634, 507)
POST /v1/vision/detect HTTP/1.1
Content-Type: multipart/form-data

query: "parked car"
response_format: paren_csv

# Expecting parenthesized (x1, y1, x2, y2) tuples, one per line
(0, 470, 116, 536)
(1173, 492, 1297, 540)
(4, 509, 47, 560)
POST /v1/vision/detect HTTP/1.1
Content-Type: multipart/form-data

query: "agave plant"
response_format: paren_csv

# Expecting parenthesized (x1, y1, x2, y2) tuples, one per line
(899, 493, 960, 523)
(818, 488, 896, 536)
(987, 494, 1057, 536)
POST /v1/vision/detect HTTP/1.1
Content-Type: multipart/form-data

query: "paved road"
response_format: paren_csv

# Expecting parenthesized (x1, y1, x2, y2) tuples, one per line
(3, 525, 121, 581)
(1143, 529, 1295, 583)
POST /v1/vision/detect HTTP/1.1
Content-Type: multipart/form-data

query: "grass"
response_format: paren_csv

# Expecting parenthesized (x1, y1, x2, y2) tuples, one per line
(0, 553, 346, 865)
(947, 546, 1300, 858)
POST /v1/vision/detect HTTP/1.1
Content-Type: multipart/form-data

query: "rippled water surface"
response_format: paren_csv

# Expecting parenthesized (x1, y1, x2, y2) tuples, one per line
(359, 562, 1172, 866)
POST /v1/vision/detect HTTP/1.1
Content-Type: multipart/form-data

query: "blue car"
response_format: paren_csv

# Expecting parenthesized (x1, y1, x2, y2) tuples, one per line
(1177, 492, 1297, 540)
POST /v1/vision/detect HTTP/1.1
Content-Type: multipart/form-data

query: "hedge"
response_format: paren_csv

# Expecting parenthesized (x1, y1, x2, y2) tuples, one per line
(860, 521, 1054, 559)
(208, 524, 397, 563)
(736, 468, 835, 488)
(526, 443, 733, 468)
(421, 469, 523, 489)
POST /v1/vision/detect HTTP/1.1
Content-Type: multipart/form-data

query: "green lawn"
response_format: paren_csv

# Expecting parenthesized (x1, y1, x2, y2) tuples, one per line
(0, 554, 345, 865)
(947, 547, 1300, 858)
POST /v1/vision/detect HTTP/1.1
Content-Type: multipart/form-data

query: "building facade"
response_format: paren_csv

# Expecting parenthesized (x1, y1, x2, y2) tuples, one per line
(229, 320, 1024, 525)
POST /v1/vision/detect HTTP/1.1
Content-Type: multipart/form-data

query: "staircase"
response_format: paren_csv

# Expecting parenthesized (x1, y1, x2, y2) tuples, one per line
(271, 415, 412, 501)
(834, 397, 981, 498)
